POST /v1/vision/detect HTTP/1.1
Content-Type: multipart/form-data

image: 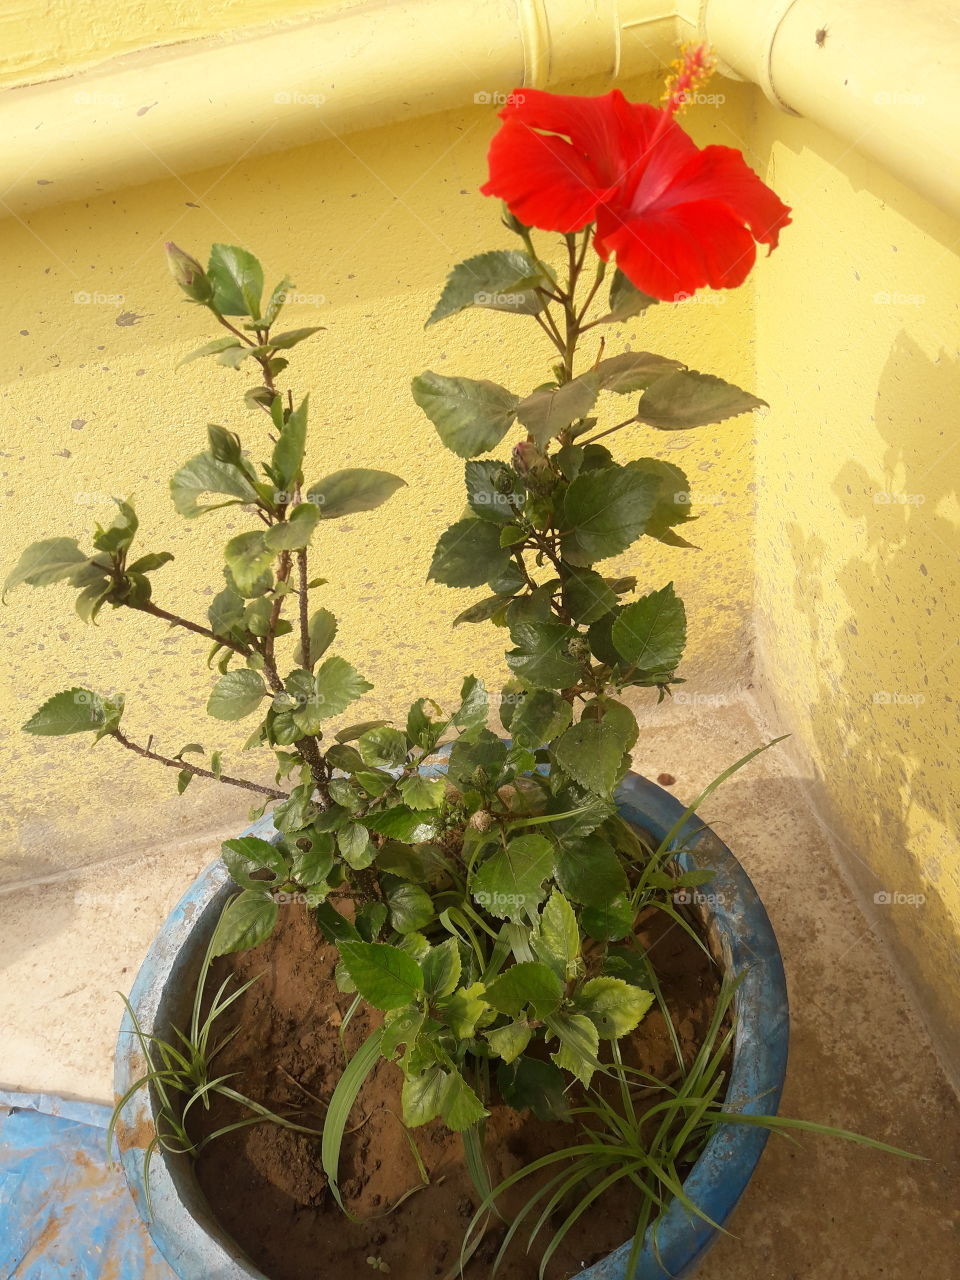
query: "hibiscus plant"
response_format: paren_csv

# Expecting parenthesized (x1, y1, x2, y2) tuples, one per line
(11, 47, 905, 1279)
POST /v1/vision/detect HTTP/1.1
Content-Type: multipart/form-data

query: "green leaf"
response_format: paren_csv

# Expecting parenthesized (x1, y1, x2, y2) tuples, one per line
(516, 373, 599, 448)
(505, 621, 580, 690)
(574, 977, 655, 1038)
(561, 567, 617, 625)
(561, 466, 659, 565)
(486, 1021, 532, 1065)
(178, 336, 244, 367)
(306, 469, 406, 518)
(581, 894, 636, 942)
(400, 775, 445, 810)
(626, 458, 698, 547)
(539, 889, 580, 975)
(438, 981, 489, 1038)
(170, 453, 258, 518)
(338, 941, 423, 1011)
(549, 1011, 600, 1085)
(310, 655, 372, 719)
(338, 821, 375, 869)
(127, 551, 174, 575)
(263, 503, 320, 552)
(411, 371, 519, 459)
(453, 595, 512, 626)
(292, 607, 337, 668)
(554, 720, 627, 795)
(597, 268, 659, 323)
(636, 369, 767, 430)
(4, 538, 88, 598)
(485, 961, 563, 1020)
(497, 1057, 570, 1121)
(402, 1066, 447, 1128)
(450, 674, 490, 733)
(509, 689, 572, 749)
(382, 1004, 425, 1058)
(267, 326, 324, 349)
(440, 1070, 487, 1132)
(290, 834, 335, 886)
(611, 582, 687, 672)
(471, 833, 554, 921)
(428, 518, 510, 589)
(207, 669, 267, 720)
(387, 882, 435, 934)
(465, 460, 516, 525)
(224, 531, 276, 596)
(92, 499, 138, 556)
(213, 890, 278, 955)
(22, 688, 116, 736)
(222, 834, 288, 881)
(177, 768, 193, 794)
(593, 351, 684, 393)
(358, 726, 408, 770)
(271, 394, 309, 491)
(422, 937, 461, 999)
(207, 244, 264, 317)
(555, 833, 628, 907)
(426, 249, 549, 325)
(447, 730, 506, 790)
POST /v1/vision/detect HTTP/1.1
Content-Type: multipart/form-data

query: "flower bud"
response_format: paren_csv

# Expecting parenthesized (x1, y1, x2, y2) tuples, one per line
(492, 465, 515, 495)
(511, 441, 551, 483)
(165, 242, 214, 303)
(469, 810, 494, 833)
(500, 203, 530, 237)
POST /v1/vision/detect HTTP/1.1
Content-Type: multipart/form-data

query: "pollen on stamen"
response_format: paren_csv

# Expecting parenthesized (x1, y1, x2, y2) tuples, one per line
(660, 42, 717, 116)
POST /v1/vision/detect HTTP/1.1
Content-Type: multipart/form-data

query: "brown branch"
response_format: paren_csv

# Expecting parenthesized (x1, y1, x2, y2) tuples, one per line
(297, 548, 311, 668)
(110, 730, 288, 799)
(577, 413, 641, 447)
(129, 599, 253, 657)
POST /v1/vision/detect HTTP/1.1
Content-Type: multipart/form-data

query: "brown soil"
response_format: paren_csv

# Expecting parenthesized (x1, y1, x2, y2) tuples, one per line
(192, 902, 722, 1280)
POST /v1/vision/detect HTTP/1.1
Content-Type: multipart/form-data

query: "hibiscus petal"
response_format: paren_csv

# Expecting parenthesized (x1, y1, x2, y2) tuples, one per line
(595, 199, 760, 299)
(480, 114, 608, 233)
(644, 144, 792, 251)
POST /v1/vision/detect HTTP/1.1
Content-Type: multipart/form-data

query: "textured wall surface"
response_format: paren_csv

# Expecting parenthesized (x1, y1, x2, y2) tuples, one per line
(0, 73, 761, 881)
(752, 101, 960, 1064)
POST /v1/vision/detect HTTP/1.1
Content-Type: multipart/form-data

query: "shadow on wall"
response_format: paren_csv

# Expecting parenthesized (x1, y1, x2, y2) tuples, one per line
(784, 331, 960, 1040)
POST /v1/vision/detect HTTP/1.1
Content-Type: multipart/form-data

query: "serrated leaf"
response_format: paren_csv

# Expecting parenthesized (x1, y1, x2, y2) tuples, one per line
(428, 518, 510, 589)
(626, 457, 698, 546)
(438, 981, 489, 1038)
(207, 244, 264, 317)
(581, 894, 636, 942)
(387, 882, 435, 934)
(212, 890, 278, 955)
(486, 1021, 532, 1065)
(450, 674, 490, 733)
(464, 459, 516, 525)
(611, 582, 686, 672)
(22, 688, 115, 736)
(412, 371, 519, 459)
(562, 566, 617, 625)
(636, 369, 766, 430)
(593, 351, 683, 393)
(402, 1066, 447, 1128)
(516, 373, 599, 448)
(271, 394, 309, 491)
(207, 669, 267, 720)
(365, 806, 433, 841)
(426, 249, 549, 325)
(400, 775, 445, 810)
(549, 1011, 600, 1085)
(338, 821, 375, 869)
(382, 1005, 425, 1059)
(554, 720, 626, 795)
(422, 937, 461, 999)
(574, 976, 655, 1038)
(440, 1070, 488, 1132)
(471, 834, 554, 921)
(170, 453, 258, 518)
(485, 961, 563, 1020)
(555, 832, 628, 910)
(311, 655, 373, 718)
(509, 689, 572, 749)
(539, 889, 580, 975)
(358, 726, 408, 770)
(505, 621, 581, 690)
(4, 538, 89, 598)
(263, 502, 319, 552)
(338, 941, 423, 1011)
(306, 469, 406, 519)
(561, 466, 659, 565)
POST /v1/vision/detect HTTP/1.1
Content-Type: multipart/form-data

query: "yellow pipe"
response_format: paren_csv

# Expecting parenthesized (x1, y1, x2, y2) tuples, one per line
(0, 0, 956, 220)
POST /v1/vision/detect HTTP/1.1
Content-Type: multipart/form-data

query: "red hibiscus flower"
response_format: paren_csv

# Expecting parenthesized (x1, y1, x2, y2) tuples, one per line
(480, 88, 791, 301)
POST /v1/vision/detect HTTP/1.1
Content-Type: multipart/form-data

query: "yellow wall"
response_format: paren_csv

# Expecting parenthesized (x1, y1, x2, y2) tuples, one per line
(752, 102, 960, 1061)
(0, 1, 343, 88)
(0, 74, 761, 882)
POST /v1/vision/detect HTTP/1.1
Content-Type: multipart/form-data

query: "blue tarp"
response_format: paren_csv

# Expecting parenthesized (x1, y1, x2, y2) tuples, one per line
(0, 1091, 175, 1279)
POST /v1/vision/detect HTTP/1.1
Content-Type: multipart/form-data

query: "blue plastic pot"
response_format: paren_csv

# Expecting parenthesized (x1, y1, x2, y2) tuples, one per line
(115, 767, 788, 1279)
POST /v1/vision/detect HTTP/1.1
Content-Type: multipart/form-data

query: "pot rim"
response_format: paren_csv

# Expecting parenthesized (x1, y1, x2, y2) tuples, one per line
(115, 768, 788, 1280)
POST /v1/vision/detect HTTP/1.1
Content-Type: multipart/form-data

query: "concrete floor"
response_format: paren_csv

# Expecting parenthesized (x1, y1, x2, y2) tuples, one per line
(1, 698, 958, 1277)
